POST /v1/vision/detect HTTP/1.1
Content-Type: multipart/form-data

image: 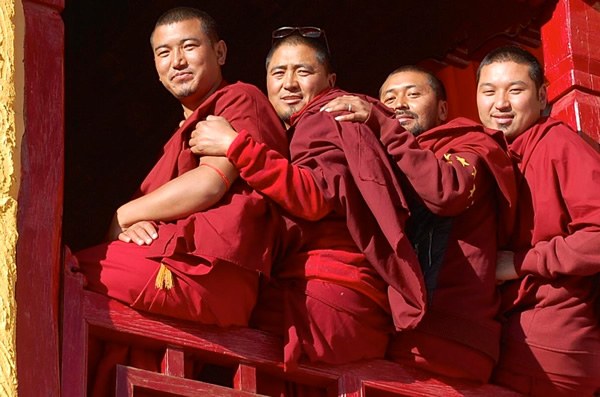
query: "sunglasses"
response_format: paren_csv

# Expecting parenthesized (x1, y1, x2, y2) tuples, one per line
(271, 26, 330, 54)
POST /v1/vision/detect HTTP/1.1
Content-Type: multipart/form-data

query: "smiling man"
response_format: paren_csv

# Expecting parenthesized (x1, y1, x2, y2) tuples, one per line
(476, 45, 600, 397)
(73, 8, 290, 395)
(76, 5, 289, 326)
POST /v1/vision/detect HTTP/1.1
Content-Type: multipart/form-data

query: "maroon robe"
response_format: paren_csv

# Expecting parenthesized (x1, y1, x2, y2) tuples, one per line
(226, 88, 426, 367)
(366, 106, 518, 382)
(492, 117, 600, 396)
(76, 81, 290, 397)
(75, 81, 289, 326)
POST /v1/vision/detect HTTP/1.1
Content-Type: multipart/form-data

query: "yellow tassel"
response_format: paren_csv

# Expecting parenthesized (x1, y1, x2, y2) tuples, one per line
(155, 263, 174, 290)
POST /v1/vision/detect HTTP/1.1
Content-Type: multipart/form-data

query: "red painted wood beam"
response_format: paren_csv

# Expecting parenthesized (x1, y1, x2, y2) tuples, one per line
(16, 1, 64, 396)
(542, 0, 600, 144)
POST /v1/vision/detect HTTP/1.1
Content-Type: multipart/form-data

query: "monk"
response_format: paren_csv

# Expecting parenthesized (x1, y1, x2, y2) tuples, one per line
(73, 8, 290, 395)
(189, 28, 428, 368)
(476, 45, 600, 396)
(322, 66, 517, 383)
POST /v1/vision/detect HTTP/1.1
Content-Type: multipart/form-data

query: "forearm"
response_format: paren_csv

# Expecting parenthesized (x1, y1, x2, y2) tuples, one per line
(516, 228, 600, 278)
(371, 110, 478, 215)
(384, 135, 479, 215)
(227, 129, 333, 220)
(116, 156, 237, 228)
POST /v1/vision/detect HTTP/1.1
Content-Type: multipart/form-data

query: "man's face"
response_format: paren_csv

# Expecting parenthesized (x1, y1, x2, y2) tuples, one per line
(476, 61, 546, 141)
(379, 70, 447, 136)
(152, 18, 226, 114)
(266, 43, 336, 127)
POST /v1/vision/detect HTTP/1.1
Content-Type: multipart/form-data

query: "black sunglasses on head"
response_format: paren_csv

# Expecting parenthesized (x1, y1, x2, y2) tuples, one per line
(271, 26, 330, 54)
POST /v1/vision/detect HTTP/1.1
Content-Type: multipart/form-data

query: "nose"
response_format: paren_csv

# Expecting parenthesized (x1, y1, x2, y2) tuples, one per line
(392, 97, 409, 111)
(494, 92, 511, 111)
(282, 71, 299, 91)
(172, 48, 187, 69)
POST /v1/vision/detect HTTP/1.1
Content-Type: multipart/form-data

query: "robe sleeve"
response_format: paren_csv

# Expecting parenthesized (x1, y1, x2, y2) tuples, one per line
(373, 108, 487, 216)
(215, 84, 289, 157)
(227, 128, 334, 221)
(515, 133, 600, 278)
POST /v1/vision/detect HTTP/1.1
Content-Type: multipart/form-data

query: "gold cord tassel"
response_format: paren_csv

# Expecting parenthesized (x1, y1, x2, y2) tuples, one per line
(155, 263, 174, 290)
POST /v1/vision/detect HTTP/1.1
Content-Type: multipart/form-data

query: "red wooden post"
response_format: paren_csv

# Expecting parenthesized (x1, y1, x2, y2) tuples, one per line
(61, 258, 89, 397)
(161, 347, 186, 377)
(233, 364, 258, 392)
(17, 1, 64, 396)
(337, 374, 362, 397)
(542, 0, 600, 148)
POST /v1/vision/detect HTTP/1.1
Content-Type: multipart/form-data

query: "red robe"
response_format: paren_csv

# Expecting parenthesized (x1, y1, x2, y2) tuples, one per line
(367, 106, 518, 382)
(227, 88, 426, 367)
(75, 81, 289, 327)
(492, 118, 600, 396)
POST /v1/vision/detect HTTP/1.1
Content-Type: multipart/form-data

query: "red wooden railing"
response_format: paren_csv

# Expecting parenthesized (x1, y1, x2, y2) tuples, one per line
(61, 252, 522, 397)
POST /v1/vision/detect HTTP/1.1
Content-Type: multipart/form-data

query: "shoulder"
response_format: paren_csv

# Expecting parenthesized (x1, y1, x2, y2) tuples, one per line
(222, 81, 265, 98)
(217, 81, 267, 102)
(536, 120, 593, 157)
(423, 118, 507, 153)
(518, 120, 600, 177)
(426, 118, 486, 138)
(444, 117, 484, 130)
(210, 82, 279, 128)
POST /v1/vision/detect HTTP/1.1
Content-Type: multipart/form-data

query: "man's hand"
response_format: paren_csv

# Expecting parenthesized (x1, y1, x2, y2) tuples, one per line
(496, 250, 519, 282)
(189, 115, 237, 156)
(106, 213, 158, 245)
(320, 95, 372, 122)
(118, 221, 158, 246)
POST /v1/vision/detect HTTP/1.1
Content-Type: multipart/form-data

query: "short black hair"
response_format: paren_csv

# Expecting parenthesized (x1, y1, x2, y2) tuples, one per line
(266, 34, 335, 74)
(476, 45, 545, 90)
(151, 7, 220, 46)
(381, 65, 447, 101)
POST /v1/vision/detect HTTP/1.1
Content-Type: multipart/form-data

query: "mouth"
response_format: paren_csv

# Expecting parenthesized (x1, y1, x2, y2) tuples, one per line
(492, 114, 514, 125)
(170, 71, 193, 82)
(395, 112, 415, 125)
(280, 95, 303, 106)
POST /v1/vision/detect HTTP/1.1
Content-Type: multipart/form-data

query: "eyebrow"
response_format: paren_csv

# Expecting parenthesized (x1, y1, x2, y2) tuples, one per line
(382, 83, 417, 96)
(153, 38, 201, 52)
(269, 63, 315, 72)
(479, 80, 528, 88)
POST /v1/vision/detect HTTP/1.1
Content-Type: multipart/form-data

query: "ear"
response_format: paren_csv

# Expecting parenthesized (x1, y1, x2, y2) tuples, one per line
(538, 85, 548, 110)
(328, 73, 337, 88)
(215, 40, 227, 65)
(438, 99, 448, 123)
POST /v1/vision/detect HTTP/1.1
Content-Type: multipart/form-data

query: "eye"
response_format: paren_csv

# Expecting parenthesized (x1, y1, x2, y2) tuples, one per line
(481, 90, 495, 96)
(183, 44, 198, 51)
(383, 96, 395, 105)
(271, 70, 284, 78)
(509, 88, 524, 94)
(156, 50, 170, 58)
(297, 69, 312, 76)
(407, 91, 421, 98)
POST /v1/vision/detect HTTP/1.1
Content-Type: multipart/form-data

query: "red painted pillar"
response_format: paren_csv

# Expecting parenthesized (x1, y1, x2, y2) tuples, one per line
(542, 0, 600, 148)
(16, 0, 64, 396)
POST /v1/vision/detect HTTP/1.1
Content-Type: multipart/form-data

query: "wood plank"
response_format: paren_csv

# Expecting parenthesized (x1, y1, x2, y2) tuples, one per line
(17, 2, 65, 396)
(115, 365, 268, 397)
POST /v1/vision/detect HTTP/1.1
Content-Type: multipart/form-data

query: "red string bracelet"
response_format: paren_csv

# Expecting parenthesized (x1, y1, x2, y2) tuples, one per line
(200, 163, 231, 190)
